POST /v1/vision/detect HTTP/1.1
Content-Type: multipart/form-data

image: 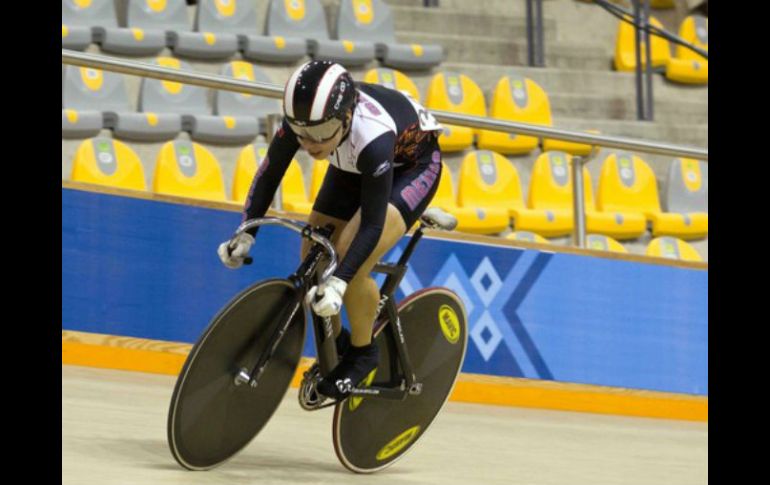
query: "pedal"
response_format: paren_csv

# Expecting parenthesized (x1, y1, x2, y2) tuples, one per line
(409, 382, 423, 395)
(298, 363, 328, 411)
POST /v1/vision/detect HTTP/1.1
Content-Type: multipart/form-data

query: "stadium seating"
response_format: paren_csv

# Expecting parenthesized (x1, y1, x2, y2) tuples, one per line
(216, 61, 280, 136)
(232, 143, 266, 203)
(194, 0, 307, 64)
(265, 0, 375, 67)
(281, 160, 314, 214)
(153, 139, 227, 201)
(63, 64, 183, 142)
(596, 151, 708, 240)
(335, 0, 443, 70)
(425, 72, 487, 152)
(121, 0, 237, 60)
(505, 231, 549, 244)
(646, 236, 703, 262)
(614, 15, 671, 72)
(665, 15, 708, 84)
(428, 162, 505, 234)
(456, 150, 523, 235)
(585, 234, 628, 253)
(476, 74, 551, 155)
(363, 68, 421, 102)
(70, 137, 147, 191)
(62, 66, 107, 139)
(663, 158, 708, 215)
(139, 57, 258, 145)
(62, 0, 112, 51)
(91, 0, 166, 56)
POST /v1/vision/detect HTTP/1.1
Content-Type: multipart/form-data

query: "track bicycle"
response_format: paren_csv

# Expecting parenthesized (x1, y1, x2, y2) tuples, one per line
(167, 207, 468, 473)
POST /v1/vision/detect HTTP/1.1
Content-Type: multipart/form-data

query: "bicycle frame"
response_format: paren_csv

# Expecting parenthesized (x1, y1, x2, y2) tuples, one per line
(233, 217, 430, 402)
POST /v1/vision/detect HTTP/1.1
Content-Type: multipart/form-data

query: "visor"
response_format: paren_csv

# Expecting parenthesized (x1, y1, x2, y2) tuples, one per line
(287, 117, 343, 143)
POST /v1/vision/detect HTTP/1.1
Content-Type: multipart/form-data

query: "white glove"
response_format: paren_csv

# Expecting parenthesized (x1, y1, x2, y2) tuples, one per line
(306, 276, 347, 317)
(217, 232, 255, 269)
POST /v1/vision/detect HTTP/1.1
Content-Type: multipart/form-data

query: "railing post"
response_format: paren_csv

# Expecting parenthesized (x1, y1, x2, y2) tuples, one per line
(535, 0, 545, 67)
(571, 148, 598, 249)
(633, 0, 645, 121)
(642, 0, 654, 121)
(526, 0, 536, 67)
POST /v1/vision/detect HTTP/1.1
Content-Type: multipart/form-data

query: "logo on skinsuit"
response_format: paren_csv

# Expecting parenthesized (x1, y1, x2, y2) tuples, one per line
(438, 305, 460, 344)
(376, 425, 421, 461)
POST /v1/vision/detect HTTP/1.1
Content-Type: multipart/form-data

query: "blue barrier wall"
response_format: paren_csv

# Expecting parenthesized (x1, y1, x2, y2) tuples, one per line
(62, 188, 708, 395)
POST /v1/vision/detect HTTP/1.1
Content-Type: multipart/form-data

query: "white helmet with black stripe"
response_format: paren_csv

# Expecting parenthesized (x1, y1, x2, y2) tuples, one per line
(283, 61, 358, 142)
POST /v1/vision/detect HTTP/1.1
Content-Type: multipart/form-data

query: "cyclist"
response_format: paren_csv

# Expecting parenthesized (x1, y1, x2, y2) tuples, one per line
(218, 60, 443, 400)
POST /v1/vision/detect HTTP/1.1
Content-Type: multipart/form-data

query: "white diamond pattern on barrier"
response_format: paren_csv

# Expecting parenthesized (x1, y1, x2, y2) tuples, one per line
(470, 257, 503, 307)
(440, 272, 475, 319)
(470, 310, 503, 361)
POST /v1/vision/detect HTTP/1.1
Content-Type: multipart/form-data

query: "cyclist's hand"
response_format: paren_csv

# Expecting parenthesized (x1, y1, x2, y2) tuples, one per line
(306, 276, 347, 317)
(217, 232, 255, 269)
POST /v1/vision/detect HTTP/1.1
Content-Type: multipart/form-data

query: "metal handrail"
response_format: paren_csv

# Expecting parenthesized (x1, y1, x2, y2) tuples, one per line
(61, 50, 707, 160)
(61, 49, 708, 248)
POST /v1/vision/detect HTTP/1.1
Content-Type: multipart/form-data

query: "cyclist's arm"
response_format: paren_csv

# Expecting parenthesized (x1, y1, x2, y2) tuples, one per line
(242, 119, 300, 236)
(334, 131, 396, 283)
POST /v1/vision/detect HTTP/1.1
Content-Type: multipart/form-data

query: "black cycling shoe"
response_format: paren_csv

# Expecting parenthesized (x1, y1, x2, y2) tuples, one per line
(317, 342, 379, 400)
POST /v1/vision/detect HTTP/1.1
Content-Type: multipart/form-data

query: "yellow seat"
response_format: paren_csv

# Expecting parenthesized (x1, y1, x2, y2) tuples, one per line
(476, 74, 550, 155)
(506, 231, 549, 244)
(232, 143, 267, 203)
(518, 151, 587, 237)
(597, 152, 708, 240)
(585, 234, 628, 253)
(425, 72, 487, 152)
(665, 15, 708, 84)
(152, 140, 227, 202)
(614, 15, 671, 72)
(363, 68, 421, 102)
(646, 237, 703, 262)
(281, 160, 313, 214)
(310, 159, 329, 201)
(428, 162, 504, 234)
(71, 137, 147, 191)
(456, 150, 525, 234)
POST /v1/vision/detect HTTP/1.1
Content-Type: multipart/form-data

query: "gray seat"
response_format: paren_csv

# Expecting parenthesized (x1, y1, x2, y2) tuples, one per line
(266, 0, 375, 67)
(121, 0, 237, 60)
(92, 0, 167, 56)
(336, 0, 443, 70)
(140, 57, 257, 145)
(62, 64, 181, 141)
(61, 0, 115, 51)
(216, 61, 280, 136)
(195, 0, 306, 64)
(663, 158, 708, 214)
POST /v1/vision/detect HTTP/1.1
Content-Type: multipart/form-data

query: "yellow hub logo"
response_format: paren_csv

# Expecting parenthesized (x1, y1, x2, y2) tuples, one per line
(376, 425, 420, 461)
(438, 305, 460, 344)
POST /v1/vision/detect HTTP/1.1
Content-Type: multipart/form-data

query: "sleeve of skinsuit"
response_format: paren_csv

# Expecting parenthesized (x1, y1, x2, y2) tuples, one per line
(242, 119, 301, 237)
(333, 131, 396, 283)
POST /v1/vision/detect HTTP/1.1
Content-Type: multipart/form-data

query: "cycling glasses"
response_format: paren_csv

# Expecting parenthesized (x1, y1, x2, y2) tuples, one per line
(287, 117, 343, 143)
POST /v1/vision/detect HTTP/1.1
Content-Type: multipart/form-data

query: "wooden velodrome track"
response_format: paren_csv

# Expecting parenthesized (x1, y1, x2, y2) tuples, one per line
(63, 365, 707, 485)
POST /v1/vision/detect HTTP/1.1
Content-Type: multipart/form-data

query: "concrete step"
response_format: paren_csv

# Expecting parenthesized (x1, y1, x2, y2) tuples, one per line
(552, 116, 708, 148)
(402, 32, 610, 69)
(388, 5, 557, 41)
(547, 92, 707, 124)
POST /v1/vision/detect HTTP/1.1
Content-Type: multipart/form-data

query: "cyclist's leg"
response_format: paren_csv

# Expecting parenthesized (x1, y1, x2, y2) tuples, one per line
(334, 203, 408, 347)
